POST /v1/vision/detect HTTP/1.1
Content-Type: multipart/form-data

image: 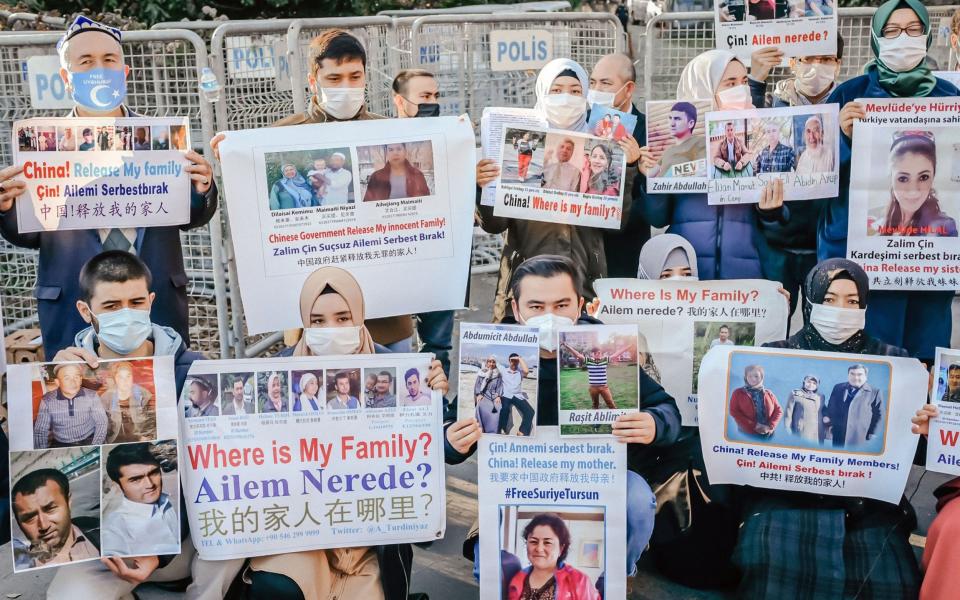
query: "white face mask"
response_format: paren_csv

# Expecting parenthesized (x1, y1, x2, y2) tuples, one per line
(587, 87, 621, 109)
(320, 87, 365, 120)
(809, 302, 866, 345)
(541, 93, 587, 129)
(522, 312, 576, 352)
(715, 84, 754, 110)
(877, 32, 928, 73)
(794, 62, 837, 97)
(666, 275, 699, 281)
(304, 326, 362, 355)
(94, 308, 152, 355)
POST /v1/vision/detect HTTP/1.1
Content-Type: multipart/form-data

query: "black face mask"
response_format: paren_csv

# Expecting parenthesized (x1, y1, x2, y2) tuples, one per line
(413, 103, 440, 118)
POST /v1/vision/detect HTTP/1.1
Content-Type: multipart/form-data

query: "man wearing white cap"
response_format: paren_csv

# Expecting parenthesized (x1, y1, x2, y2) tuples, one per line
(322, 151, 353, 205)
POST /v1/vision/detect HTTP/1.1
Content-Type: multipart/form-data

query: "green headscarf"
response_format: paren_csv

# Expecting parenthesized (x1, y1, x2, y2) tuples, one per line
(866, 0, 936, 97)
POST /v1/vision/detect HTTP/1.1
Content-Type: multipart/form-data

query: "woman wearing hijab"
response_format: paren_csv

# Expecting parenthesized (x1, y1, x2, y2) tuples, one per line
(731, 258, 918, 598)
(474, 58, 637, 321)
(270, 163, 316, 211)
(249, 266, 450, 600)
(293, 372, 321, 412)
(637, 233, 699, 280)
(638, 49, 780, 281)
(822, 0, 958, 361)
(474, 355, 505, 433)
(729, 365, 782, 438)
(784, 374, 825, 444)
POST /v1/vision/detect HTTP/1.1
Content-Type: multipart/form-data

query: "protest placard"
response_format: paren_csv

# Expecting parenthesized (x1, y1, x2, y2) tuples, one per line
(6, 356, 179, 572)
(593, 278, 788, 426)
(846, 98, 960, 291)
(494, 126, 626, 229)
(705, 104, 839, 204)
(587, 104, 637, 142)
(12, 117, 192, 232)
(557, 324, 639, 435)
(714, 0, 837, 64)
(178, 354, 445, 560)
(457, 323, 540, 437)
(218, 117, 475, 334)
(478, 427, 627, 600)
(479, 107, 548, 206)
(645, 99, 711, 194)
(925, 347, 960, 476)
(698, 346, 928, 504)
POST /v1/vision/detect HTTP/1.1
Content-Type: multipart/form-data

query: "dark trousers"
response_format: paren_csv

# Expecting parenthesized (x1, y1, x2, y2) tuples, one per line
(498, 395, 535, 436)
(759, 246, 817, 328)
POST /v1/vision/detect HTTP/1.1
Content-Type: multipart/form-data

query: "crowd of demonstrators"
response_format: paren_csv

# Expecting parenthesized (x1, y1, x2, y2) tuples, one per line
(0, 1, 959, 597)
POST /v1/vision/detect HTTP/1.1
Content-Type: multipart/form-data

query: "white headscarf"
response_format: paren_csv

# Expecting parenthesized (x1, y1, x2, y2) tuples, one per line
(534, 58, 590, 132)
(676, 49, 738, 109)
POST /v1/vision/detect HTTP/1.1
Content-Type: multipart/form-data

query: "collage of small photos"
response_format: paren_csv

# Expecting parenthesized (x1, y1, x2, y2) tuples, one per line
(183, 365, 433, 418)
(11, 358, 179, 573)
(15, 122, 189, 153)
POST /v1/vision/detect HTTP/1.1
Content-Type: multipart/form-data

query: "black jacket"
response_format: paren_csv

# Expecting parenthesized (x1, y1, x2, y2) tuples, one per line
(445, 314, 682, 481)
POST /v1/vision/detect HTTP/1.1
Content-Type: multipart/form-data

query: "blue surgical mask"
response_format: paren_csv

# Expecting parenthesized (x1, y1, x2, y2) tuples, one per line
(95, 308, 152, 354)
(69, 67, 126, 112)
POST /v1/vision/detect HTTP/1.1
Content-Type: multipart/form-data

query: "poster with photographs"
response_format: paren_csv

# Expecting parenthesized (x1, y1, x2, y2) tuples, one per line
(219, 117, 475, 334)
(494, 126, 626, 229)
(557, 324, 639, 436)
(586, 104, 637, 142)
(12, 117, 192, 232)
(457, 323, 540, 437)
(846, 98, 960, 291)
(715, 0, 838, 64)
(178, 353, 445, 560)
(645, 99, 712, 194)
(6, 357, 179, 571)
(593, 278, 789, 426)
(705, 104, 839, 204)
(479, 107, 548, 206)
(926, 347, 960, 476)
(698, 346, 928, 504)
(478, 427, 627, 600)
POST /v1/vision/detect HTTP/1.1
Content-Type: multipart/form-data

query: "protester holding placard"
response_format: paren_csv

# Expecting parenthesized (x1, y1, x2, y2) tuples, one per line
(731, 258, 921, 598)
(638, 49, 779, 281)
(243, 264, 448, 600)
(822, 0, 959, 360)
(451, 255, 681, 582)
(475, 60, 619, 322)
(588, 53, 650, 278)
(636, 233, 699, 280)
(0, 16, 217, 357)
(42, 250, 244, 600)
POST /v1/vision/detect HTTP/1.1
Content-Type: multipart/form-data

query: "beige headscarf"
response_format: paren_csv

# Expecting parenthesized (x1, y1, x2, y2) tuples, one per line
(292, 267, 376, 356)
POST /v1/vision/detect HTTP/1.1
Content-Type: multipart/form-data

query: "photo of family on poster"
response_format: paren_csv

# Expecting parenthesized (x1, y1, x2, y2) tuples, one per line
(709, 114, 836, 180)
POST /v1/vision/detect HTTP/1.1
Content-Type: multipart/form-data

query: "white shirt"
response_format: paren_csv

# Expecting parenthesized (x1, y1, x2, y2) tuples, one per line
(323, 168, 353, 204)
(501, 368, 524, 397)
(101, 492, 179, 556)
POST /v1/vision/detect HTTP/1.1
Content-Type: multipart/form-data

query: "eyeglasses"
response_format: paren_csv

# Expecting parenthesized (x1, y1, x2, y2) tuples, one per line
(798, 56, 839, 66)
(880, 24, 926, 39)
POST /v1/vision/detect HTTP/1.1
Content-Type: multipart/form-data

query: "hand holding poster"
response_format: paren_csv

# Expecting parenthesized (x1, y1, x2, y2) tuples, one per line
(218, 117, 475, 334)
(6, 357, 180, 572)
(592, 278, 789, 425)
(478, 427, 627, 600)
(178, 354, 445, 560)
(925, 347, 960, 476)
(698, 346, 928, 504)
(494, 126, 626, 229)
(714, 0, 837, 63)
(846, 98, 960, 291)
(645, 99, 711, 194)
(480, 107, 548, 206)
(12, 117, 192, 232)
(705, 104, 840, 204)
(457, 323, 540, 437)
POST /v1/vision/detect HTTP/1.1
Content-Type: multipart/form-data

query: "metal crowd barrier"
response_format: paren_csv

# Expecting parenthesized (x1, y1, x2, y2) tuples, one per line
(409, 12, 624, 126)
(643, 6, 960, 102)
(0, 29, 231, 358)
(377, 1, 571, 17)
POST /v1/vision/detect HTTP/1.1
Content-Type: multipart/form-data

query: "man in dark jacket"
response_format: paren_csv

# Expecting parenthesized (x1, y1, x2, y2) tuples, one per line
(0, 16, 218, 357)
(589, 53, 650, 278)
(45, 250, 244, 599)
(448, 255, 682, 579)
